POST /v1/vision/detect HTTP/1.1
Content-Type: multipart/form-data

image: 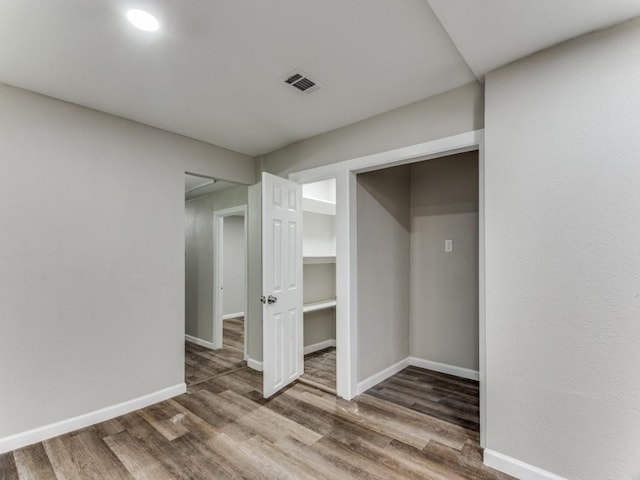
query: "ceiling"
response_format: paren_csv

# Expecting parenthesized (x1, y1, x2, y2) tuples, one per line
(1, 1, 639, 157)
(185, 173, 238, 200)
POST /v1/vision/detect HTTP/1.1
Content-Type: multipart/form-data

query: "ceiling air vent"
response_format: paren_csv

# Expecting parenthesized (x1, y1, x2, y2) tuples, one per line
(283, 70, 325, 95)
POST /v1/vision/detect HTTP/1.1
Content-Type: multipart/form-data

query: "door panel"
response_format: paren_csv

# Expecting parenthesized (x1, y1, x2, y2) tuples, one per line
(262, 172, 303, 398)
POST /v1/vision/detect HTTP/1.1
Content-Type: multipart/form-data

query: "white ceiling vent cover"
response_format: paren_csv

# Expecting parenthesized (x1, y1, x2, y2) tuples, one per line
(283, 70, 325, 95)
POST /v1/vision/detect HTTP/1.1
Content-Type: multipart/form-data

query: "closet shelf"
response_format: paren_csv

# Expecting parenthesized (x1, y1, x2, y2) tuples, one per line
(303, 196, 336, 216)
(303, 255, 336, 264)
(303, 299, 337, 313)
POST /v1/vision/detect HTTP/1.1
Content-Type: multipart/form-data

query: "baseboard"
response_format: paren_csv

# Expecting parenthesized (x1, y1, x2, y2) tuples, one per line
(356, 358, 410, 395)
(304, 339, 336, 355)
(484, 449, 566, 480)
(223, 312, 244, 320)
(408, 357, 479, 381)
(0, 383, 186, 454)
(185, 334, 215, 350)
(247, 358, 263, 372)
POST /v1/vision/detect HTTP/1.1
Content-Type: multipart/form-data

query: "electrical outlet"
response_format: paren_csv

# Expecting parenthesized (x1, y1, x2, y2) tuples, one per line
(445, 239, 453, 252)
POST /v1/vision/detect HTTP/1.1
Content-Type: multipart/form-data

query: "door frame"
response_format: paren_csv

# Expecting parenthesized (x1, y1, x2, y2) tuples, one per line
(213, 204, 248, 359)
(289, 129, 486, 447)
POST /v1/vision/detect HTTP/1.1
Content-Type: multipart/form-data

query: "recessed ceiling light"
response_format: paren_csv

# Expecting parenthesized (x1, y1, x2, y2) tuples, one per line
(126, 9, 160, 32)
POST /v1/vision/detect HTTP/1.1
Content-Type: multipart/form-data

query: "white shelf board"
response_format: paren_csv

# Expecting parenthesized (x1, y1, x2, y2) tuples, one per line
(303, 196, 336, 216)
(303, 255, 336, 264)
(303, 299, 337, 313)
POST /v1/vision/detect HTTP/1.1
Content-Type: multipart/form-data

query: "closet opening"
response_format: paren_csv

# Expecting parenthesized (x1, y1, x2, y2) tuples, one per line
(299, 177, 337, 393)
(184, 173, 249, 387)
(356, 150, 481, 431)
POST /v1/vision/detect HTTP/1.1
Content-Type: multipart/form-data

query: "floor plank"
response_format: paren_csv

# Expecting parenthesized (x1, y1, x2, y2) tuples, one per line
(4, 322, 513, 480)
(301, 347, 336, 390)
(185, 318, 246, 386)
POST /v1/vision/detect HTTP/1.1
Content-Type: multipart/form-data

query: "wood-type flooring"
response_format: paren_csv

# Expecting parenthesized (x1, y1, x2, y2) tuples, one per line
(300, 347, 336, 392)
(2, 324, 512, 479)
(185, 318, 245, 386)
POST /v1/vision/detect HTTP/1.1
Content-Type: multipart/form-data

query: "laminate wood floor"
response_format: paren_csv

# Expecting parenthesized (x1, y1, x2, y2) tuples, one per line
(301, 347, 336, 391)
(2, 340, 513, 479)
(367, 366, 481, 432)
(185, 318, 245, 386)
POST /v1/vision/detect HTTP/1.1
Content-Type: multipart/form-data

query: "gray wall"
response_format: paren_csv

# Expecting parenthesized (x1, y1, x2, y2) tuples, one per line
(185, 186, 248, 342)
(259, 79, 483, 372)
(262, 82, 483, 176)
(246, 183, 263, 362)
(357, 165, 411, 381)
(303, 264, 336, 347)
(409, 152, 479, 370)
(484, 17, 640, 480)
(0, 83, 255, 440)
(223, 215, 246, 317)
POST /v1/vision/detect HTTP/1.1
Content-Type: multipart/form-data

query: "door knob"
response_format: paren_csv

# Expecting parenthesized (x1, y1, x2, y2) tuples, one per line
(260, 296, 266, 304)
(267, 295, 278, 304)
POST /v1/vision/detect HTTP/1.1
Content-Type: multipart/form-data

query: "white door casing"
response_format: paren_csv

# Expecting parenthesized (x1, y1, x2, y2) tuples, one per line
(262, 172, 304, 398)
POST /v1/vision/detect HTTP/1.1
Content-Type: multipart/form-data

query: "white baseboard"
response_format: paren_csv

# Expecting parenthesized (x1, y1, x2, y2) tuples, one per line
(408, 357, 479, 381)
(304, 339, 336, 355)
(356, 358, 410, 395)
(223, 312, 244, 320)
(484, 449, 566, 480)
(0, 383, 186, 454)
(185, 334, 215, 350)
(247, 358, 263, 372)
(355, 356, 480, 396)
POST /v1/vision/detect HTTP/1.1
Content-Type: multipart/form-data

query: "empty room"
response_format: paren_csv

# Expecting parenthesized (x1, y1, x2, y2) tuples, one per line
(2, 2, 640, 480)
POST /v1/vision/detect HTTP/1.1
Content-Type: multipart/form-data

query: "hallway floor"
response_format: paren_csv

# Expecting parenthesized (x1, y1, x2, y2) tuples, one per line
(2, 333, 511, 479)
(185, 317, 245, 386)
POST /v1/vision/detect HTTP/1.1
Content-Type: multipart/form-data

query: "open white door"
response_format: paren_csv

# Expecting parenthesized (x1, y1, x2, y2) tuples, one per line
(262, 172, 304, 398)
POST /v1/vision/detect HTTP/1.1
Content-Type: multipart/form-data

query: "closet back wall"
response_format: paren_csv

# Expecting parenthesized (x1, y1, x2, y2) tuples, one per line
(222, 215, 246, 318)
(409, 152, 479, 371)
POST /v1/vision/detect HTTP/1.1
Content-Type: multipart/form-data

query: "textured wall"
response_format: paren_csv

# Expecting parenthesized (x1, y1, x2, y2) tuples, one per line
(409, 152, 479, 370)
(185, 186, 248, 341)
(357, 165, 411, 381)
(222, 215, 246, 317)
(485, 17, 640, 479)
(262, 82, 483, 176)
(0, 84, 254, 440)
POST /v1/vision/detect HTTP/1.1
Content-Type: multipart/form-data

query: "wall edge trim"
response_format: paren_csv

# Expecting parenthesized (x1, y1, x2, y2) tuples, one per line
(304, 339, 337, 355)
(185, 334, 215, 350)
(247, 358, 264, 372)
(408, 357, 479, 381)
(356, 358, 411, 395)
(0, 383, 186, 454)
(483, 449, 567, 480)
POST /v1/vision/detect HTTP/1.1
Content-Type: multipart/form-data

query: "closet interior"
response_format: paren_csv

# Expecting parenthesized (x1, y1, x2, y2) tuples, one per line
(356, 151, 480, 421)
(300, 178, 337, 392)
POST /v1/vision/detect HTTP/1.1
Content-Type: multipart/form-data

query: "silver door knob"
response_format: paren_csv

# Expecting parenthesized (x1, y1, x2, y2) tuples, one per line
(260, 296, 266, 304)
(267, 295, 277, 304)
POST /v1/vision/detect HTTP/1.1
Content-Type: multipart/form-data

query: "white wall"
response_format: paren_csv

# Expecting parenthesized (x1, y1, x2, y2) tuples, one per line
(223, 215, 246, 317)
(485, 17, 640, 480)
(0, 84, 255, 441)
(303, 212, 336, 256)
(410, 152, 479, 370)
(303, 178, 336, 203)
(185, 186, 248, 341)
(262, 82, 483, 176)
(357, 165, 411, 381)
